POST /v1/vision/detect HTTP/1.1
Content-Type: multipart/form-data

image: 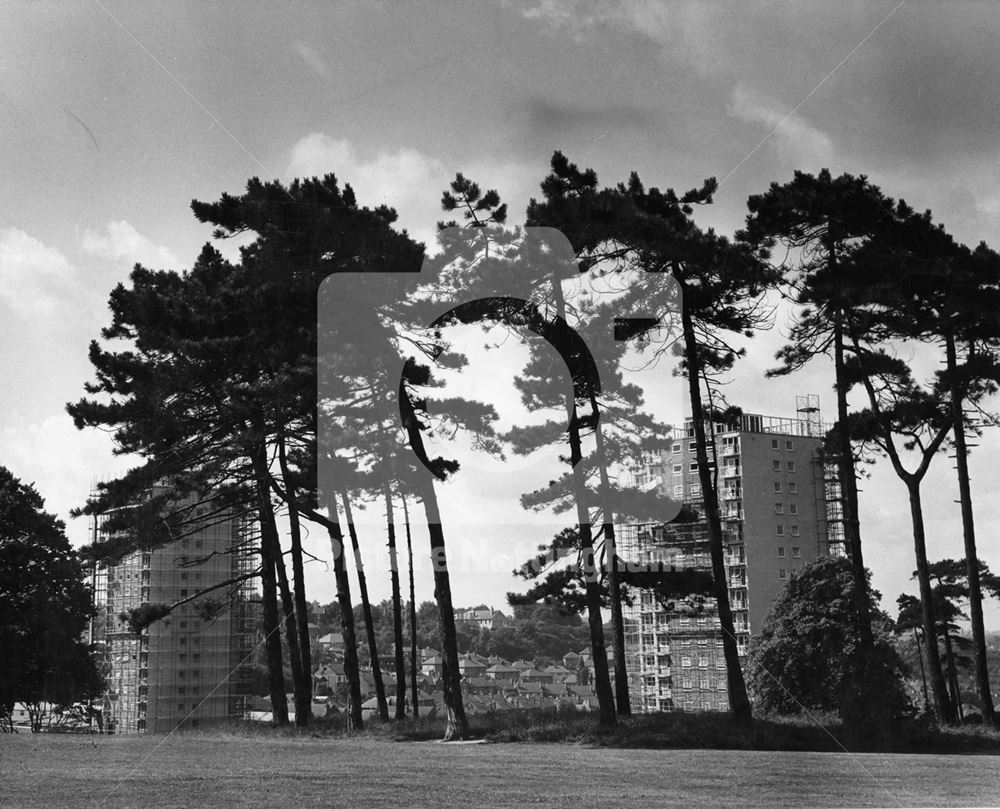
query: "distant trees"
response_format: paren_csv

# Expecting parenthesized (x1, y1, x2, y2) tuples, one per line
(747, 557, 911, 732)
(0, 467, 104, 732)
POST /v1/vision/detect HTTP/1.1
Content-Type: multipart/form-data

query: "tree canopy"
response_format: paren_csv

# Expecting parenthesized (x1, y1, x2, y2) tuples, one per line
(0, 467, 103, 732)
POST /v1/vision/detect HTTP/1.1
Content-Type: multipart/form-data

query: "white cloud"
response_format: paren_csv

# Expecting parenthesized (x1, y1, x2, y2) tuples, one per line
(0, 228, 77, 317)
(81, 220, 180, 268)
(287, 134, 537, 252)
(0, 413, 134, 548)
(287, 135, 451, 249)
(728, 85, 835, 169)
(292, 40, 330, 79)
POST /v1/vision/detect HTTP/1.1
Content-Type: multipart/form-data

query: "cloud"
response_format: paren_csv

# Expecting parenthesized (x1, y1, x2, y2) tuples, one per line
(728, 86, 835, 170)
(287, 135, 453, 249)
(80, 220, 180, 268)
(292, 40, 330, 79)
(0, 228, 77, 317)
(0, 413, 133, 548)
(287, 135, 539, 252)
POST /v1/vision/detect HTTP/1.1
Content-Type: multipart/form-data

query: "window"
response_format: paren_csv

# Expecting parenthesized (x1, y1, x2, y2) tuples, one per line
(773, 481, 782, 492)
(776, 525, 785, 536)
(779, 568, 787, 579)
(179, 589, 188, 597)
(681, 678, 692, 689)
(774, 502, 784, 514)
(772, 460, 781, 471)
(673, 484, 683, 496)
(786, 461, 796, 472)
(789, 503, 798, 515)
(700, 678, 710, 689)
(698, 657, 708, 667)
(788, 482, 797, 494)
(690, 483, 701, 496)
(777, 547, 785, 557)
(672, 443, 681, 453)
(673, 464, 682, 474)
(681, 656, 691, 668)
(178, 686, 186, 695)
(771, 438, 779, 450)
(689, 462, 699, 471)
(791, 526, 800, 537)
(792, 547, 801, 558)
(688, 441, 697, 451)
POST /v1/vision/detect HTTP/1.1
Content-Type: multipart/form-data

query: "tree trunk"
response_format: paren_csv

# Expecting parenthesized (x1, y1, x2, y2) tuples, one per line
(416, 478, 469, 739)
(548, 269, 615, 726)
(679, 286, 752, 726)
(325, 496, 363, 729)
(943, 629, 963, 721)
(832, 317, 875, 655)
(385, 485, 408, 720)
(398, 384, 469, 739)
(253, 469, 288, 726)
(592, 399, 630, 715)
(277, 437, 313, 727)
(341, 491, 389, 722)
(906, 480, 955, 723)
(258, 479, 305, 726)
(913, 628, 930, 714)
(945, 333, 996, 726)
(403, 496, 420, 719)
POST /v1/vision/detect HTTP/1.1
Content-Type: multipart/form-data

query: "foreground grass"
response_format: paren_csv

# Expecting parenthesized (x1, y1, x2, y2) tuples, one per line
(2, 732, 999, 808)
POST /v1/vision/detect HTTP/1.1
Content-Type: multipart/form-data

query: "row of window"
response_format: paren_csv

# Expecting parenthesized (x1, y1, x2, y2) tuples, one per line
(772, 459, 796, 472)
(774, 481, 797, 493)
(776, 525, 800, 536)
(771, 438, 795, 451)
(777, 546, 802, 558)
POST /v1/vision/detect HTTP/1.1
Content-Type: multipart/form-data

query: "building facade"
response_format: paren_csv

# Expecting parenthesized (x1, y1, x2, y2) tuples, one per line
(619, 398, 845, 713)
(93, 505, 257, 733)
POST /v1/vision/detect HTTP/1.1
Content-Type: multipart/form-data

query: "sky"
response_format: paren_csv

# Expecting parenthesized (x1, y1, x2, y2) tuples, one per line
(3, 1, 1000, 627)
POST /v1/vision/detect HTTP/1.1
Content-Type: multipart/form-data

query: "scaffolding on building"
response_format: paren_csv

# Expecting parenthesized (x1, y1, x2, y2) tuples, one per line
(94, 497, 259, 734)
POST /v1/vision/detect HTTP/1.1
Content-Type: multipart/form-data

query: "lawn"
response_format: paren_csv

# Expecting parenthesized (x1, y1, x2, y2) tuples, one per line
(1, 733, 999, 808)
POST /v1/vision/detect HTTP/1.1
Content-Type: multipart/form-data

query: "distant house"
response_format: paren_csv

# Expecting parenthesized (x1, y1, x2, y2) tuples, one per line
(519, 668, 554, 684)
(462, 676, 494, 695)
(421, 655, 444, 677)
(455, 607, 508, 630)
(485, 663, 520, 682)
(313, 662, 346, 693)
(317, 632, 345, 656)
(562, 651, 583, 670)
(457, 655, 488, 678)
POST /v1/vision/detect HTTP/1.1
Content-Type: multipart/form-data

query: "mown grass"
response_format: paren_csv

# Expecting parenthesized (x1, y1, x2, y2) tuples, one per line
(4, 731, 1000, 809)
(181, 707, 1000, 755)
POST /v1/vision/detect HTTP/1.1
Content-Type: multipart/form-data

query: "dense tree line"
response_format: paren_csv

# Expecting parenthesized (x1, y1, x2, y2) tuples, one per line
(62, 151, 1000, 740)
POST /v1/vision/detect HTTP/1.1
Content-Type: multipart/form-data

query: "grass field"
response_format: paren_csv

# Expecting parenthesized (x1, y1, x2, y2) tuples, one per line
(2, 733, 999, 808)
